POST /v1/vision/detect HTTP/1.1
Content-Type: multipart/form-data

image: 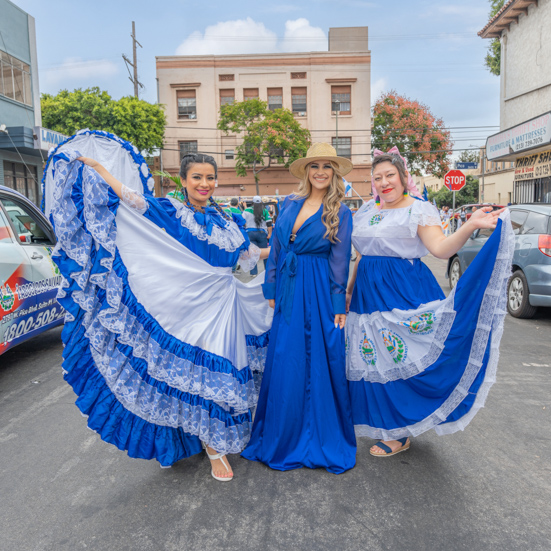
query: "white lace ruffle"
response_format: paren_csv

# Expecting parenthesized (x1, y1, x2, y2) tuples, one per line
(353, 210, 514, 440)
(238, 243, 261, 273)
(169, 197, 246, 253)
(408, 200, 442, 237)
(121, 184, 148, 215)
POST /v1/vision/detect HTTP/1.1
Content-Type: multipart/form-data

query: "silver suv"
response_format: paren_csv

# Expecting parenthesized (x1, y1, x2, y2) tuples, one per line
(446, 204, 551, 319)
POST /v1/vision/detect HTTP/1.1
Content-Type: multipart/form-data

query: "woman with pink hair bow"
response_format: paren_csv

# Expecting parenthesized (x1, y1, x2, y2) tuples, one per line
(344, 147, 513, 458)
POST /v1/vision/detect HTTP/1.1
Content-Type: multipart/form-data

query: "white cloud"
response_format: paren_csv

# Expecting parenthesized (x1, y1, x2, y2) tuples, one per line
(175, 18, 277, 56)
(280, 19, 326, 52)
(371, 77, 387, 104)
(41, 57, 119, 86)
(175, 18, 327, 56)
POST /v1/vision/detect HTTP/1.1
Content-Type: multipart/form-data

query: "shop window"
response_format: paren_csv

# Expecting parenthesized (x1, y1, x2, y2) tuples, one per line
(332, 85, 351, 115)
(268, 88, 283, 111)
(177, 90, 197, 120)
(291, 87, 307, 116)
(332, 137, 351, 159)
(2, 161, 38, 204)
(179, 141, 198, 160)
(0, 50, 32, 106)
(220, 89, 234, 106)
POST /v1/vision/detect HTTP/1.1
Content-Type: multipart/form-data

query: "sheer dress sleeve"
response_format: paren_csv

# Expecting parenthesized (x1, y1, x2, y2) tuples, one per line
(120, 184, 148, 215)
(328, 206, 353, 315)
(238, 243, 261, 273)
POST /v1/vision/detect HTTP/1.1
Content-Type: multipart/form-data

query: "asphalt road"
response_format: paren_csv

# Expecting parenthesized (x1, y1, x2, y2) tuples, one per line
(1, 257, 550, 551)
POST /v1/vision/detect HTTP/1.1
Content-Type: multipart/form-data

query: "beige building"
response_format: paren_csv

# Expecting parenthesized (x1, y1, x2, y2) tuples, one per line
(156, 27, 372, 198)
(479, 0, 551, 203)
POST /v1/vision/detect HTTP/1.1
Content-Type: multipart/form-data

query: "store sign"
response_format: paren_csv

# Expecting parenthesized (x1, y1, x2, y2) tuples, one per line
(33, 127, 68, 152)
(486, 112, 551, 161)
(514, 149, 551, 182)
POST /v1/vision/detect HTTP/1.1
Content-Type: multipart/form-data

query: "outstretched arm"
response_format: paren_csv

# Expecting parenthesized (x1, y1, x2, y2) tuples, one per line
(78, 157, 147, 213)
(418, 207, 506, 259)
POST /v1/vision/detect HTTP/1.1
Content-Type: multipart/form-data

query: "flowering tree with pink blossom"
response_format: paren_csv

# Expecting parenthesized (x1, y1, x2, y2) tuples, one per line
(372, 91, 453, 178)
(217, 99, 311, 194)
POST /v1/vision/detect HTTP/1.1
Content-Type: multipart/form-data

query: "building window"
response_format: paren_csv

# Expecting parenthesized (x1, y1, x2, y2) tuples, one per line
(331, 85, 351, 115)
(291, 87, 307, 116)
(179, 141, 198, 160)
(2, 161, 39, 204)
(0, 50, 32, 106)
(220, 89, 235, 106)
(177, 89, 197, 120)
(244, 88, 259, 101)
(225, 149, 234, 160)
(332, 137, 351, 159)
(268, 88, 283, 110)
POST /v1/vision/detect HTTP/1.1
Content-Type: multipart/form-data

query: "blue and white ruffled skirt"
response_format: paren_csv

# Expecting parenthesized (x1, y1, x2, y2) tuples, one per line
(346, 213, 514, 440)
(43, 132, 272, 466)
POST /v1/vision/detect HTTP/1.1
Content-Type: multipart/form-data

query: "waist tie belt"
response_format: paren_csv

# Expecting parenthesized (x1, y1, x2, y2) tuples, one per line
(276, 250, 328, 324)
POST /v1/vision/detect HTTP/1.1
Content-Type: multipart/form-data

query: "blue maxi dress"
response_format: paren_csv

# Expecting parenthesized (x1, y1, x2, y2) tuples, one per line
(346, 199, 514, 440)
(242, 196, 357, 473)
(43, 132, 271, 467)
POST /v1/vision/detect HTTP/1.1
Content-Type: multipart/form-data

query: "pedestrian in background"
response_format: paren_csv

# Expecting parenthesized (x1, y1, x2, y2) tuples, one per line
(242, 196, 273, 276)
(242, 143, 356, 474)
(224, 197, 242, 216)
(458, 206, 467, 228)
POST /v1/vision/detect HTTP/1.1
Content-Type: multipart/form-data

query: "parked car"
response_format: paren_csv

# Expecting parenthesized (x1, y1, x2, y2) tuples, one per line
(0, 185, 64, 356)
(450, 203, 506, 231)
(446, 204, 551, 318)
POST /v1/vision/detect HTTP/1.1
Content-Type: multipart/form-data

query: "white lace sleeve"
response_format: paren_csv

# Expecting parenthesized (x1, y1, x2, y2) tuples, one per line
(238, 243, 261, 273)
(121, 184, 148, 215)
(408, 200, 442, 237)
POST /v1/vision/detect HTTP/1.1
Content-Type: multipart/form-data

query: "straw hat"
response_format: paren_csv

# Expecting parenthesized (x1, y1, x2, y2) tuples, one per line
(289, 142, 354, 180)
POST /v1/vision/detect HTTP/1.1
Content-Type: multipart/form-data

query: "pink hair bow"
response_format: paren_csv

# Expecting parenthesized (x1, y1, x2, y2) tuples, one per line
(372, 146, 422, 209)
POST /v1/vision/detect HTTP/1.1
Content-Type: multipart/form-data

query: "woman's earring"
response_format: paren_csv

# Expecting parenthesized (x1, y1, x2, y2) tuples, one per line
(403, 188, 408, 196)
(375, 195, 381, 206)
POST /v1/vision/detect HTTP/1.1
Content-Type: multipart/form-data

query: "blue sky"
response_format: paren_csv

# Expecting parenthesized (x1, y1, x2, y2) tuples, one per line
(12, 0, 500, 155)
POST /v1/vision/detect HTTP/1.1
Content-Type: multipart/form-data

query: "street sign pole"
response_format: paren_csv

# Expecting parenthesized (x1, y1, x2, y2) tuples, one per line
(452, 191, 456, 233)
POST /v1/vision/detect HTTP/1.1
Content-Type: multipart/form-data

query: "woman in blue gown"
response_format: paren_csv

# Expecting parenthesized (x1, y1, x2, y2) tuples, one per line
(242, 143, 357, 473)
(345, 148, 513, 457)
(43, 131, 272, 481)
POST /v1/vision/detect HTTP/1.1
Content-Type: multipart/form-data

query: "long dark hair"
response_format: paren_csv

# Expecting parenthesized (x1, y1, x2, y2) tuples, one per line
(179, 153, 217, 180)
(253, 202, 264, 227)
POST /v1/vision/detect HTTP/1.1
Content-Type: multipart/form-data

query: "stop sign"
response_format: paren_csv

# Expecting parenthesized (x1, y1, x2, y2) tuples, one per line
(444, 170, 466, 192)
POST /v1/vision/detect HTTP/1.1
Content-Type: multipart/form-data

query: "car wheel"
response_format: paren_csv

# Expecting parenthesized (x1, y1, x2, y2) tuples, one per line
(449, 256, 462, 289)
(507, 270, 537, 319)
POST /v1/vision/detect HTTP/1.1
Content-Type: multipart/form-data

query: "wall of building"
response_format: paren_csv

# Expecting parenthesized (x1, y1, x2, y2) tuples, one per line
(500, 0, 551, 129)
(0, 0, 44, 202)
(157, 29, 372, 199)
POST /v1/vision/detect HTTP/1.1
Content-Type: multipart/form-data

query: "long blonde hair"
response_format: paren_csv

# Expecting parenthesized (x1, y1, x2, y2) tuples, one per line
(293, 161, 345, 243)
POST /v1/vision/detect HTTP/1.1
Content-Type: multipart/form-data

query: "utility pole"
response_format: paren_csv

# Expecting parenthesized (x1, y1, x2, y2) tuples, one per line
(122, 21, 144, 98)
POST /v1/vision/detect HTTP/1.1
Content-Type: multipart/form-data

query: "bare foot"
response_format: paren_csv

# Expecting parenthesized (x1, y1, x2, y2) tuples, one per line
(206, 446, 233, 480)
(370, 438, 410, 457)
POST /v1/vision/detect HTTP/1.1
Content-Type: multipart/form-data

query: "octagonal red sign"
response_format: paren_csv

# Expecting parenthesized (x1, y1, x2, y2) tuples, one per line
(444, 170, 466, 192)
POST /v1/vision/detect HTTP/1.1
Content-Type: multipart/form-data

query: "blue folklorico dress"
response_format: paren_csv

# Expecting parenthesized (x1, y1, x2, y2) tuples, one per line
(242, 196, 357, 473)
(346, 199, 514, 440)
(42, 130, 272, 467)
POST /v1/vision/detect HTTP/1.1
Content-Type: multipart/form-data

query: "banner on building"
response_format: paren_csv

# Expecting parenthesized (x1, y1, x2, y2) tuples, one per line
(514, 148, 551, 182)
(487, 112, 551, 161)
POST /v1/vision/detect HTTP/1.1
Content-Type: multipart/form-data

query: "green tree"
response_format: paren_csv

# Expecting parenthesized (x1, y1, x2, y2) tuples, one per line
(372, 90, 453, 178)
(484, 0, 505, 76)
(457, 147, 481, 164)
(430, 175, 479, 208)
(217, 99, 311, 194)
(41, 87, 166, 154)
